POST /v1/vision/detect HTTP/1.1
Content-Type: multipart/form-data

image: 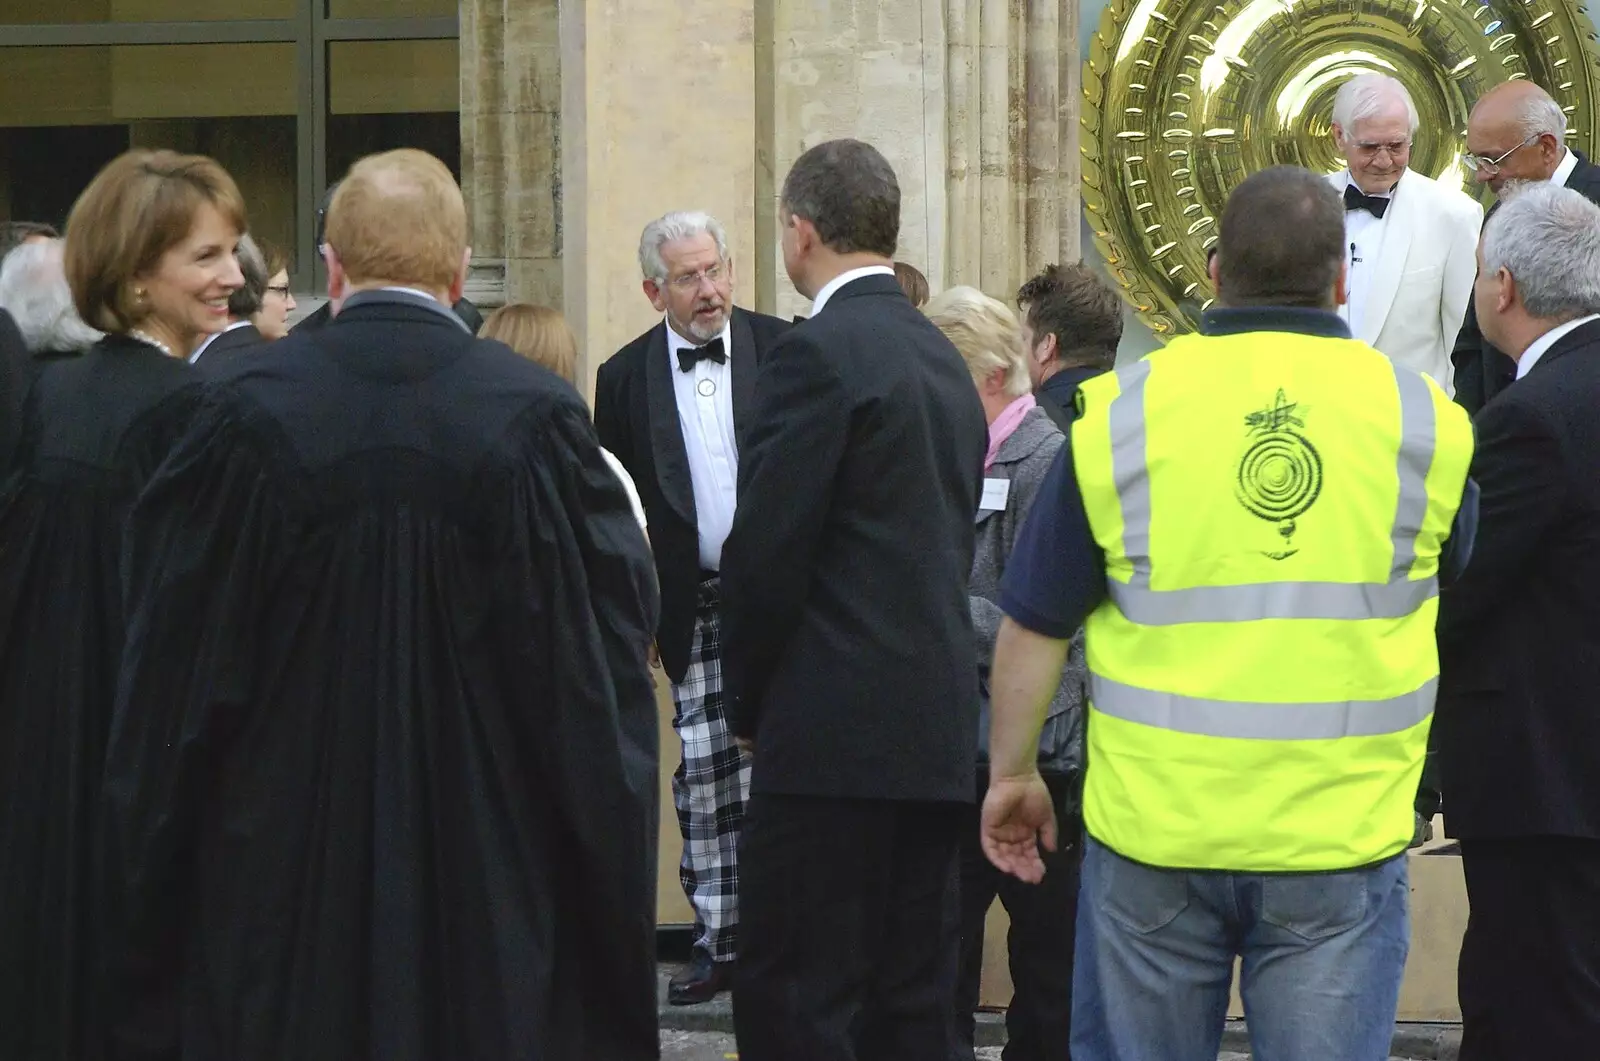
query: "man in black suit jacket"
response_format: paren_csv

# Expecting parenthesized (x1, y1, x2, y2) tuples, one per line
(1436, 183, 1600, 1060)
(1453, 81, 1600, 412)
(593, 211, 789, 1005)
(722, 139, 988, 1061)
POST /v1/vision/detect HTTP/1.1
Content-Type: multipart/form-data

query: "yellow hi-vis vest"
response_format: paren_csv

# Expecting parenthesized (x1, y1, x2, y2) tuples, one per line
(1071, 328, 1474, 872)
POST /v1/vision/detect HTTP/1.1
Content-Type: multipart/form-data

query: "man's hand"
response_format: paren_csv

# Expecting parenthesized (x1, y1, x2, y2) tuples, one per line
(981, 772, 1057, 884)
(648, 642, 661, 670)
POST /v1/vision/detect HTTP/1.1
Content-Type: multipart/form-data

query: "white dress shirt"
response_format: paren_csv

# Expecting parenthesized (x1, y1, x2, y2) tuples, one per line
(1336, 170, 1396, 339)
(666, 320, 739, 570)
(809, 264, 897, 316)
(189, 319, 254, 363)
(1550, 146, 1580, 187)
(1516, 313, 1599, 379)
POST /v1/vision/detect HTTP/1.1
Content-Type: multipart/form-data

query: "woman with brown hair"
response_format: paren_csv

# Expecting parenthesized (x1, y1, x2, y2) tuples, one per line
(0, 148, 245, 1060)
(481, 302, 648, 532)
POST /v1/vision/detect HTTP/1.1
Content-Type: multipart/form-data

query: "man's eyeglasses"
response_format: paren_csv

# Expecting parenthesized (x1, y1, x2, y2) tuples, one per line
(664, 262, 727, 291)
(1350, 138, 1411, 160)
(1462, 134, 1539, 173)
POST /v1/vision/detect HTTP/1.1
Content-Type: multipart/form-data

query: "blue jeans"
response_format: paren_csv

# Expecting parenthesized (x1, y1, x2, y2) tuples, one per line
(1072, 837, 1409, 1061)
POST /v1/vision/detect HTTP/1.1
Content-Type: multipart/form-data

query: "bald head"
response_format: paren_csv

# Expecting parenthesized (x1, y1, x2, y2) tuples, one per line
(1467, 81, 1569, 195)
(323, 148, 468, 297)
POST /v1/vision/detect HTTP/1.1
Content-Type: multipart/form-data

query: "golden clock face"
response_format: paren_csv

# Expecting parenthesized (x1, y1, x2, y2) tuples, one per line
(1081, 0, 1600, 337)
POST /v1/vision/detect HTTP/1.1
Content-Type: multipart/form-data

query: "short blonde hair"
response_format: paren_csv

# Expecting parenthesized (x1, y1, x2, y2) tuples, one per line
(480, 303, 579, 386)
(325, 149, 465, 291)
(64, 149, 246, 334)
(924, 285, 1030, 398)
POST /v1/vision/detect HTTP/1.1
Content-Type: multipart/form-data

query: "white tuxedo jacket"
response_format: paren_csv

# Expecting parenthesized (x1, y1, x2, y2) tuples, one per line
(1326, 169, 1483, 392)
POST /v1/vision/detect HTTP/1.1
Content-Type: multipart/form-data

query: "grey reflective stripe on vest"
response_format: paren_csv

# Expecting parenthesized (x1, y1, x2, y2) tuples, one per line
(1090, 673, 1437, 740)
(1101, 358, 1439, 624)
(1110, 575, 1436, 625)
(1108, 359, 1154, 586)
(1388, 364, 1437, 580)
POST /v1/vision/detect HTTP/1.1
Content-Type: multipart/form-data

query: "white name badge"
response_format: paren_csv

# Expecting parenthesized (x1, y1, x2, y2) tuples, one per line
(979, 477, 1011, 513)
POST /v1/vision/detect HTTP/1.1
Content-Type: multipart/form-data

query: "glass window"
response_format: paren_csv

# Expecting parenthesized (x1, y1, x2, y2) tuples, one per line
(2, 0, 295, 23)
(327, 39, 461, 183)
(0, 2, 460, 290)
(328, 0, 456, 17)
(0, 44, 298, 266)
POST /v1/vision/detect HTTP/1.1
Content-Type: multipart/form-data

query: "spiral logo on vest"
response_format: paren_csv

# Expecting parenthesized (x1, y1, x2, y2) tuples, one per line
(1236, 389, 1322, 559)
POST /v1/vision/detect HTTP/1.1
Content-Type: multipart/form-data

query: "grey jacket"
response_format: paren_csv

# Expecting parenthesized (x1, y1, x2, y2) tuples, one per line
(970, 404, 1087, 790)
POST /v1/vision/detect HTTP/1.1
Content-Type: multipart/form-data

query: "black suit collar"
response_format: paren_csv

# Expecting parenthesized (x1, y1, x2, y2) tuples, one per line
(1527, 316, 1600, 375)
(815, 272, 905, 309)
(194, 322, 262, 362)
(341, 288, 472, 332)
(646, 321, 697, 526)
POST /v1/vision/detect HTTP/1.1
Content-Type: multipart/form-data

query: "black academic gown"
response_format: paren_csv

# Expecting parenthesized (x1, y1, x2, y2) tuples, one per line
(102, 293, 661, 1061)
(0, 334, 201, 1061)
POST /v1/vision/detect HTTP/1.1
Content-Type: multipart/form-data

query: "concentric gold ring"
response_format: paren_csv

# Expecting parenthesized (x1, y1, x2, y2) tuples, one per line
(1082, 0, 1600, 336)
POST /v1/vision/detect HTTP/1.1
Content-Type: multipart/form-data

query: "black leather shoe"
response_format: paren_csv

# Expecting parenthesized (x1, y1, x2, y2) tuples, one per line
(668, 950, 734, 1006)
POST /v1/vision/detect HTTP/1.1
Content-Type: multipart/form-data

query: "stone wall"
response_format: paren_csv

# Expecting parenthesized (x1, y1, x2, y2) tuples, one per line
(462, 0, 1082, 380)
(460, 0, 564, 318)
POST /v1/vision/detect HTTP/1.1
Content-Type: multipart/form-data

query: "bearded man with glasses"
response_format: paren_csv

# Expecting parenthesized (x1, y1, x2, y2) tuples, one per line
(1325, 73, 1484, 398)
(1453, 79, 1600, 413)
(594, 210, 790, 1006)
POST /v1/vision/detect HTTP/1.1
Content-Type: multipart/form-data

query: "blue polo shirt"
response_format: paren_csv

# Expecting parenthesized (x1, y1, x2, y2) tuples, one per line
(999, 307, 1480, 639)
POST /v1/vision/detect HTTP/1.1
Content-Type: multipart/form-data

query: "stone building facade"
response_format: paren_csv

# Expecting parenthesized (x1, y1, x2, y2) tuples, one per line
(462, 0, 1084, 391)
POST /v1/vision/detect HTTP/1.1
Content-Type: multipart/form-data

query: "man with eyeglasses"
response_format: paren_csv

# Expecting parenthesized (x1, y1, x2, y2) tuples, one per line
(1326, 73, 1483, 397)
(1452, 80, 1600, 413)
(594, 210, 790, 1006)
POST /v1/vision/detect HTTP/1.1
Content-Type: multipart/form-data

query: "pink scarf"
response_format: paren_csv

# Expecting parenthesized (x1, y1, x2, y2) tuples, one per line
(985, 394, 1037, 471)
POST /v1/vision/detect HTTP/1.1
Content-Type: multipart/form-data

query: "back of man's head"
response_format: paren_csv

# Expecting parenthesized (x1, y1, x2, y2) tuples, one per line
(1482, 182, 1600, 322)
(0, 238, 102, 354)
(781, 139, 900, 258)
(228, 232, 270, 320)
(324, 150, 466, 292)
(1215, 166, 1346, 310)
(1016, 263, 1123, 369)
(1, 221, 59, 262)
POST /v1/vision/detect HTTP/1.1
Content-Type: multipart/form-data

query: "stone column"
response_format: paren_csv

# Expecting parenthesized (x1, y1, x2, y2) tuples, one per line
(560, 0, 758, 396)
(766, 0, 949, 318)
(460, 0, 563, 317)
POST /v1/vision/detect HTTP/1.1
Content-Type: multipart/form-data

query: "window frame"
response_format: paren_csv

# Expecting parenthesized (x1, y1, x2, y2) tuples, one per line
(0, 3, 460, 292)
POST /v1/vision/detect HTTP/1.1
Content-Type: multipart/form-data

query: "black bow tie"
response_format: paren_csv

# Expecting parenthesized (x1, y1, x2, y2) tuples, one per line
(1344, 183, 1391, 219)
(677, 336, 726, 373)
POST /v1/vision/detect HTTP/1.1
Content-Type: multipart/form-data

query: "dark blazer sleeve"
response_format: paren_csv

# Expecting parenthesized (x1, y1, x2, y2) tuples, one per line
(1438, 397, 1564, 643)
(1450, 301, 1489, 415)
(721, 332, 850, 739)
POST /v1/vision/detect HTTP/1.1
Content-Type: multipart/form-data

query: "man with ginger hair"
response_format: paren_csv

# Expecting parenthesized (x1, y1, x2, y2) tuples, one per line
(103, 148, 661, 1060)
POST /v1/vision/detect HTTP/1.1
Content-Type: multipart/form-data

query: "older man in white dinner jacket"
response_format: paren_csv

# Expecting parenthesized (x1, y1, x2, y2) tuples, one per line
(1327, 72, 1483, 392)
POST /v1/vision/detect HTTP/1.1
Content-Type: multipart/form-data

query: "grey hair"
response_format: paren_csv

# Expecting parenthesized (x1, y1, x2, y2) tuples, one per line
(229, 232, 269, 319)
(1332, 73, 1420, 135)
(1482, 183, 1600, 319)
(0, 239, 102, 354)
(637, 211, 729, 282)
(1516, 90, 1569, 147)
